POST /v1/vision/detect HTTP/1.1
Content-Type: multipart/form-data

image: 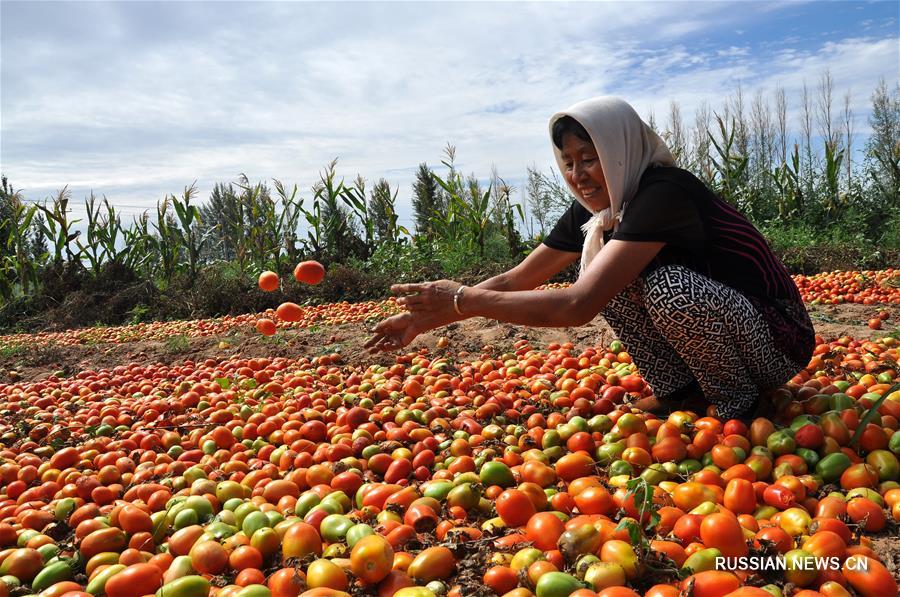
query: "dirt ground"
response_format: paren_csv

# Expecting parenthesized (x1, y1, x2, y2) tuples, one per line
(0, 302, 897, 384)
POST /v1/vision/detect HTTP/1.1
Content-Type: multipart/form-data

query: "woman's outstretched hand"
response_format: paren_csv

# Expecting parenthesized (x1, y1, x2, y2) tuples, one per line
(365, 280, 465, 352)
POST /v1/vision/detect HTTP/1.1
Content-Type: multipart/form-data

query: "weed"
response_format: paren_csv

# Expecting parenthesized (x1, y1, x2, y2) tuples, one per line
(165, 335, 190, 353)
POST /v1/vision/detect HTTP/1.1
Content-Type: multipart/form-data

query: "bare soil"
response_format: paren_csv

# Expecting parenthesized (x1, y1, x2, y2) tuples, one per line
(0, 303, 896, 384)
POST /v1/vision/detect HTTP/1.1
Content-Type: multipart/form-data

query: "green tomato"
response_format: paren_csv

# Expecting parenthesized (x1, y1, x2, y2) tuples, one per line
(479, 461, 515, 488)
(319, 514, 354, 543)
(535, 572, 586, 597)
(816, 452, 852, 483)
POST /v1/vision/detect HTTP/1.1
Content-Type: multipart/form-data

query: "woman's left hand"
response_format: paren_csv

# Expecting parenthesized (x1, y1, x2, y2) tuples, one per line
(392, 280, 463, 317)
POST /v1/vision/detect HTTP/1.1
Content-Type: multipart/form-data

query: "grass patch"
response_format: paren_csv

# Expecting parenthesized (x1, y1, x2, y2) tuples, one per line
(164, 334, 190, 353)
(0, 344, 27, 359)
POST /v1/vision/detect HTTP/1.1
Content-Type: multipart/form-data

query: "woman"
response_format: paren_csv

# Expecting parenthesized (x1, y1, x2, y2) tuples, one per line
(366, 97, 814, 420)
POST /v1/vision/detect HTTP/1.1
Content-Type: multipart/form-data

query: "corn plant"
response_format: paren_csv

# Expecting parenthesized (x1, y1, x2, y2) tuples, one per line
(822, 141, 845, 215)
(709, 115, 749, 209)
(433, 171, 494, 258)
(770, 144, 804, 221)
(149, 198, 181, 287)
(341, 176, 375, 260)
(272, 179, 305, 269)
(121, 212, 155, 276)
(37, 187, 82, 265)
(75, 193, 135, 277)
(3, 199, 38, 296)
(307, 160, 361, 263)
(169, 184, 212, 282)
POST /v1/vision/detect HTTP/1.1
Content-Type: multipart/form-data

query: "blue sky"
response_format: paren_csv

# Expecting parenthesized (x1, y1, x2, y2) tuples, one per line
(1, 1, 897, 231)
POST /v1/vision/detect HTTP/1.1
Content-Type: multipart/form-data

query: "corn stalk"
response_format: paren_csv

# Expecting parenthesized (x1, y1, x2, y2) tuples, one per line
(341, 176, 375, 260)
(769, 144, 804, 221)
(709, 115, 749, 208)
(432, 164, 495, 258)
(5, 200, 38, 296)
(37, 187, 82, 265)
(823, 141, 845, 215)
(272, 179, 305, 269)
(150, 198, 181, 287)
(169, 184, 211, 282)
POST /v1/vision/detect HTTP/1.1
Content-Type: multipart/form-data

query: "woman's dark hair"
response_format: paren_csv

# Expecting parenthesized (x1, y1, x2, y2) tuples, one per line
(551, 115, 591, 149)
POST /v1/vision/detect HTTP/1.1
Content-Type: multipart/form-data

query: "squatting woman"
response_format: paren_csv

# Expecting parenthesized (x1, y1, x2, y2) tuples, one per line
(366, 97, 815, 420)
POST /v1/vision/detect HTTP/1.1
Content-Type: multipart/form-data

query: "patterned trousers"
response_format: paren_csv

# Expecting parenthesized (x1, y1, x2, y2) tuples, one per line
(601, 265, 801, 419)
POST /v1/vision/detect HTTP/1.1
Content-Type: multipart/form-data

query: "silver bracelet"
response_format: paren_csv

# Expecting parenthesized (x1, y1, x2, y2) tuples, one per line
(453, 285, 467, 315)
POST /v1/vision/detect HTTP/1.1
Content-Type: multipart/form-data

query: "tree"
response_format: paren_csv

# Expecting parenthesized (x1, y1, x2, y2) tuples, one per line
(412, 162, 443, 236)
(369, 178, 399, 242)
(0, 175, 18, 260)
(691, 101, 714, 184)
(863, 78, 900, 208)
(666, 100, 687, 167)
(198, 182, 239, 262)
(526, 166, 552, 237)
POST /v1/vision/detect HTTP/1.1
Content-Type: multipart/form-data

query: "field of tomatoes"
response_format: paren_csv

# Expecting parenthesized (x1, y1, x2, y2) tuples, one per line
(0, 264, 898, 597)
(0, 324, 899, 597)
(1, 269, 896, 354)
(793, 269, 900, 305)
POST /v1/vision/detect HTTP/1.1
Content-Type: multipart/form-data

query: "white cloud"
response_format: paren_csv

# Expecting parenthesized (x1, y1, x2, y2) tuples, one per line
(1, 1, 897, 227)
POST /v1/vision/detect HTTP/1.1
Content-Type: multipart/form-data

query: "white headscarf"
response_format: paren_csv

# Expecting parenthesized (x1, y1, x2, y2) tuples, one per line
(549, 97, 675, 276)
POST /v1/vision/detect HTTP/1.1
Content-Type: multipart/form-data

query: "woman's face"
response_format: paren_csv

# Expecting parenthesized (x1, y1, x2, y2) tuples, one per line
(561, 133, 610, 212)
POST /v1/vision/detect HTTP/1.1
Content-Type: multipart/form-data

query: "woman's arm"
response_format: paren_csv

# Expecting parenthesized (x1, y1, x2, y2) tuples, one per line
(475, 244, 580, 291)
(394, 240, 663, 328)
(468, 240, 663, 325)
(365, 244, 579, 352)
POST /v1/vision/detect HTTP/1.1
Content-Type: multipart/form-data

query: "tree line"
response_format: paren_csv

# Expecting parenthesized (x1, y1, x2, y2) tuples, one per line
(1, 74, 898, 305)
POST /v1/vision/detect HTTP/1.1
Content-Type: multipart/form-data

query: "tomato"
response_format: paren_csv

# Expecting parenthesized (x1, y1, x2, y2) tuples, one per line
(80, 527, 127, 560)
(282, 522, 322, 560)
(535, 571, 586, 597)
(267, 567, 306, 597)
(816, 453, 852, 483)
(258, 271, 280, 292)
(671, 483, 719, 511)
(700, 514, 748, 558)
(846, 498, 887, 532)
(555, 453, 595, 482)
(483, 566, 518, 595)
(407, 546, 455, 583)
(275, 302, 304, 322)
(599, 540, 638, 579)
(574, 486, 614, 515)
(842, 555, 898, 596)
(840, 463, 879, 490)
(583, 562, 626, 591)
(105, 563, 164, 597)
(189, 540, 228, 575)
(496, 489, 536, 527)
(155, 576, 211, 597)
(801, 530, 846, 560)
(783, 549, 818, 587)
(865, 449, 899, 481)
(558, 525, 602, 563)
(294, 261, 325, 284)
(525, 512, 565, 551)
(479, 462, 515, 488)
(723, 479, 756, 515)
(0, 548, 43, 582)
(305, 559, 348, 591)
(350, 535, 393, 585)
(681, 571, 741, 597)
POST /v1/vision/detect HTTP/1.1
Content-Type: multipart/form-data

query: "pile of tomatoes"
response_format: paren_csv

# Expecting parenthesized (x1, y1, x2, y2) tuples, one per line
(0, 327, 898, 597)
(793, 269, 900, 305)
